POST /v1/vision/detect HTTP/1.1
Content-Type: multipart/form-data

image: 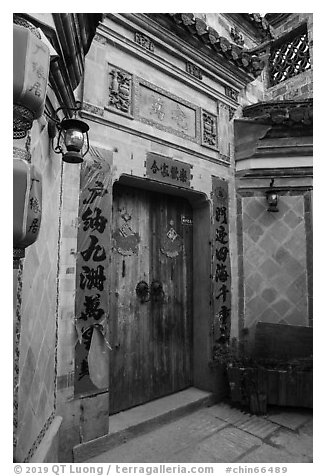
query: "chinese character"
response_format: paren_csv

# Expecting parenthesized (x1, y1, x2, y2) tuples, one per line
(167, 227, 178, 241)
(215, 246, 229, 262)
(28, 82, 42, 97)
(29, 197, 41, 214)
(171, 104, 188, 131)
(216, 284, 229, 303)
(150, 160, 160, 174)
(161, 163, 169, 177)
(83, 181, 108, 205)
(28, 218, 39, 233)
(218, 305, 231, 326)
(80, 265, 106, 291)
(216, 206, 228, 224)
(80, 294, 105, 321)
(150, 95, 165, 120)
(215, 263, 229, 283)
(217, 305, 231, 344)
(81, 235, 106, 262)
(82, 207, 107, 233)
(215, 225, 228, 245)
(170, 166, 179, 180)
(32, 62, 46, 81)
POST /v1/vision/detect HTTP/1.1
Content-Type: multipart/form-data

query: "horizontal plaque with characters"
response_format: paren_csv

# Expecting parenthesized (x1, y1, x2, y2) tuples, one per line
(146, 152, 192, 188)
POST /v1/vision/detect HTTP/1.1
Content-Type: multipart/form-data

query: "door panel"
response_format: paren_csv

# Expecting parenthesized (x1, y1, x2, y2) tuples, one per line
(109, 183, 193, 414)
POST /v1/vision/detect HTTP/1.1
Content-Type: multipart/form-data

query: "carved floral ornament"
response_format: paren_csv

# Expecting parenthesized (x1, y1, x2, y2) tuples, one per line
(107, 65, 133, 116)
(218, 101, 236, 122)
(186, 61, 203, 80)
(201, 111, 217, 149)
(134, 31, 155, 52)
(225, 86, 239, 102)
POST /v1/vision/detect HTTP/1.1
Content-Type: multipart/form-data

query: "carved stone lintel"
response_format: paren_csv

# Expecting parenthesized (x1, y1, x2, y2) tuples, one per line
(134, 32, 155, 52)
(201, 110, 217, 149)
(107, 65, 133, 117)
(186, 61, 203, 80)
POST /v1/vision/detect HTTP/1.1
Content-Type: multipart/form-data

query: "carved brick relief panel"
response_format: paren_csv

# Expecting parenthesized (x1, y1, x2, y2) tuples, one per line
(134, 32, 155, 52)
(201, 110, 218, 150)
(186, 61, 203, 80)
(107, 64, 133, 117)
(225, 85, 239, 102)
(134, 78, 200, 143)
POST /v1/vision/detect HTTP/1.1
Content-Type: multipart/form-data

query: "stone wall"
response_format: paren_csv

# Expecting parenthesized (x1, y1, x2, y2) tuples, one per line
(14, 113, 62, 462)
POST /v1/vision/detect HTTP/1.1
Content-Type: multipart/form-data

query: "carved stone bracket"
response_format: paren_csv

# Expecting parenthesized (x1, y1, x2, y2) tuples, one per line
(107, 64, 133, 117)
(229, 107, 236, 121)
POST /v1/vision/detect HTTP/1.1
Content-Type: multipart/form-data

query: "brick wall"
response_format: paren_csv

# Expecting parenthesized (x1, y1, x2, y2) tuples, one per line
(265, 13, 313, 101)
(14, 116, 62, 462)
(237, 189, 312, 341)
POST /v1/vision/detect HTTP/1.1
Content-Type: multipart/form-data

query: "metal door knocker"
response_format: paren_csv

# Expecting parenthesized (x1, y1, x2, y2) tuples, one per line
(150, 280, 165, 302)
(136, 281, 150, 303)
(135, 280, 165, 303)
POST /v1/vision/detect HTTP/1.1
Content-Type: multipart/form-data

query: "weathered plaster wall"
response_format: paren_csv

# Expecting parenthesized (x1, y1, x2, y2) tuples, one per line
(236, 177, 313, 347)
(14, 114, 61, 462)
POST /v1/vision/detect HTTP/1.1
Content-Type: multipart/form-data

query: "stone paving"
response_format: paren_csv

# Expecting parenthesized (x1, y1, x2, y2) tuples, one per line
(86, 403, 313, 463)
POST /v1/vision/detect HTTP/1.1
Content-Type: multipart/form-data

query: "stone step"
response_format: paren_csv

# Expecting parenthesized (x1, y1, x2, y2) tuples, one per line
(73, 387, 215, 462)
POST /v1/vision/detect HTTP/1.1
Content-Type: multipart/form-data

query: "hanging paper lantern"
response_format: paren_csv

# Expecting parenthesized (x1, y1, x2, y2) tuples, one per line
(13, 21, 50, 136)
(13, 158, 42, 255)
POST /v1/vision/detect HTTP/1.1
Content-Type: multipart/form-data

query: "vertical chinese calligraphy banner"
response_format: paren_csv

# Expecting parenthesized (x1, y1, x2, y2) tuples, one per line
(74, 148, 113, 396)
(212, 176, 232, 359)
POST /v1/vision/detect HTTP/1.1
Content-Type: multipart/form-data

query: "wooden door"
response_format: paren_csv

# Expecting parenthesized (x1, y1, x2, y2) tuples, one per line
(109, 183, 193, 414)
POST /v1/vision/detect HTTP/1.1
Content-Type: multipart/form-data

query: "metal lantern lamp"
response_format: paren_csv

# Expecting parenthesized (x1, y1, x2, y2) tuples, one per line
(265, 178, 279, 212)
(48, 104, 90, 164)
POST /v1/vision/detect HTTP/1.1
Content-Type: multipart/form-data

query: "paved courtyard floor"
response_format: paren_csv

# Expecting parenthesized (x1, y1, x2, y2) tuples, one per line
(85, 402, 312, 464)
